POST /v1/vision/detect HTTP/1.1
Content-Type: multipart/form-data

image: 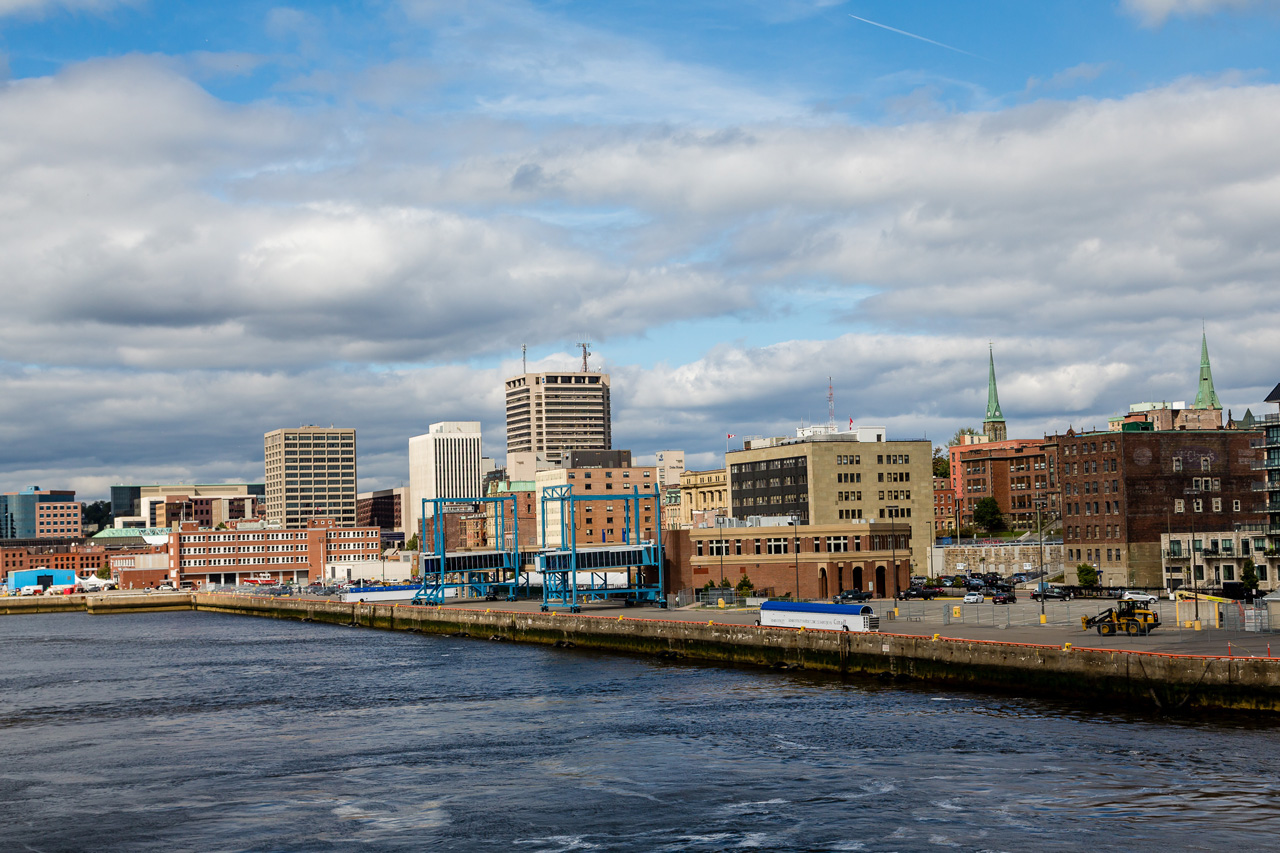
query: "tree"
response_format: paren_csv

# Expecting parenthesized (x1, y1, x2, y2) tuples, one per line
(82, 500, 113, 530)
(1243, 558, 1259, 590)
(736, 574, 755, 594)
(948, 427, 979, 447)
(95, 566, 111, 580)
(405, 534, 419, 552)
(932, 446, 950, 478)
(1076, 563, 1098, 587)
(972, 497, 1005, 532)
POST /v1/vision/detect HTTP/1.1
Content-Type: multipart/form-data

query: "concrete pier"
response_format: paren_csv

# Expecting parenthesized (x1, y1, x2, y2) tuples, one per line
(5, 591, 1280, 712)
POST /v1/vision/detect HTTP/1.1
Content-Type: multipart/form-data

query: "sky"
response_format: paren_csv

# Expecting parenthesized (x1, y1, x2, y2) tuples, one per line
(3, 0, 1280, 500)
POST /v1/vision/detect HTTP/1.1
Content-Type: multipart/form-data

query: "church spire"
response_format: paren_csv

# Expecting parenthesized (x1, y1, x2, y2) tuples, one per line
(1192, 332, 1222, 410)
(983, 345, 1007, 442)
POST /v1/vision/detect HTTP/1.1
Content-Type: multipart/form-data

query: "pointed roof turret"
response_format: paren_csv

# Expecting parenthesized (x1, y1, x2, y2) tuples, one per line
(985, 346, 1005, 423)
(1192, 332, 1222, 410)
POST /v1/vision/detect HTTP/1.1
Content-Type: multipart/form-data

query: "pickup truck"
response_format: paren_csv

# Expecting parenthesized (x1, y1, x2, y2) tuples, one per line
(834, 589, 874, 603)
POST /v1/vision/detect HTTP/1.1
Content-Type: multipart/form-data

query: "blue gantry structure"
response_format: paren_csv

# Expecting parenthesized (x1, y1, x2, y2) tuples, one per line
(535, 484, 665, 613)
(413, 495, 528, 605)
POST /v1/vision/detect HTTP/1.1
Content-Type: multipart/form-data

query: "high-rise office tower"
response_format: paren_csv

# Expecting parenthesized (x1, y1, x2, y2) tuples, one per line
(505, 369, 611, 476)
(264, 427, 357, 528)
(407, 422, 483, 540)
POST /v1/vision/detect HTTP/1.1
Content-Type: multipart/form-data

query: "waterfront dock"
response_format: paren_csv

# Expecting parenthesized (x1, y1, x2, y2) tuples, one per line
(6, 591, 1280, 713)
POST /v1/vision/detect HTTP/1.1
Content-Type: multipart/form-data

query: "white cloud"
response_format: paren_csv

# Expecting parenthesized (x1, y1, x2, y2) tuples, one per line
(1122, 0, 1279, 26)
(0, 0, 138, 17)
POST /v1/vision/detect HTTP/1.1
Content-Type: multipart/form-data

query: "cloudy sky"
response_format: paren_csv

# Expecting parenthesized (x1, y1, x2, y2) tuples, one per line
(2, 0, 1279, 499)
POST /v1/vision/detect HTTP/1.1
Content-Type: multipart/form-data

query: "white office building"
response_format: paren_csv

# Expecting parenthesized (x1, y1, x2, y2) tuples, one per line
(407, 422, 483, 540)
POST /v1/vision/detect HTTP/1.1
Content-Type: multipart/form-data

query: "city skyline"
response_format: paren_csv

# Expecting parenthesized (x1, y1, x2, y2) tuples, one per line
(2, 1, 1280, 498)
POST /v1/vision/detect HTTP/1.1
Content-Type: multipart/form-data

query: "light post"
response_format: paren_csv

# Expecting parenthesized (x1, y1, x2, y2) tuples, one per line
(716, 513, 725, 590)
(887, 505, 898, 597)
(788, 518, 800, 601)
(1036, 499, 1046, 622)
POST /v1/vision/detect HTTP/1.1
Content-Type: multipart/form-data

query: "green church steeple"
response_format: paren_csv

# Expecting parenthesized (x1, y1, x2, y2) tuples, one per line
(983, 346, 1007, 442)
(1192, 332, 1222, 410)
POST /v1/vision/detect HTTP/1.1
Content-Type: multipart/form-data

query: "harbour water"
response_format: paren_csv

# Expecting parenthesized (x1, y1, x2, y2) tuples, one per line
(2, 611, 1278, 852)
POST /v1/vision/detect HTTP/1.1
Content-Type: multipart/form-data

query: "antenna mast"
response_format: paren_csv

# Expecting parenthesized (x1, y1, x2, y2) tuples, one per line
(522, 344, 527, 374)
(828, 376, 835, 429)
(578, 341, 591, 372)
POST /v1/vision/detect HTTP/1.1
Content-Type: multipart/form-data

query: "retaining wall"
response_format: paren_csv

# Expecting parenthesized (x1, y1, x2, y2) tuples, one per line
(193, 593, 1280, 713)
(5, 592, 1278, 712)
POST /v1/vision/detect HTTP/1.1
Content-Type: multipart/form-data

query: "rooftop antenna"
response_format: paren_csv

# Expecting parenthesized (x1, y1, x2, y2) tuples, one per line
(578, 341, 591, 372)
(522, 344, 527, 374)
(827, 376, 835, 430)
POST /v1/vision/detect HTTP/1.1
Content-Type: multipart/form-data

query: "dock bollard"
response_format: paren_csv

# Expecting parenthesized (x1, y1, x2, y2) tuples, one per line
(1040, 614, 1047, 624)
(1063, 642, 1072, 651)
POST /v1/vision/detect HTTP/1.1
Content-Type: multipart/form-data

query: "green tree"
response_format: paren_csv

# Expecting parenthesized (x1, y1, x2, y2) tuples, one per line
(95, 565, 111, 579)
(948, 427, 979, 447)
(82, 500, 113, 530)
(736, 574, 755, 594)
(1242, 558, 1259, 590)
(1076, 563, 1098, 587)
(932, 446, 950, 478)
(405, 534, 419, 552)
(972, 497, 1005, 532)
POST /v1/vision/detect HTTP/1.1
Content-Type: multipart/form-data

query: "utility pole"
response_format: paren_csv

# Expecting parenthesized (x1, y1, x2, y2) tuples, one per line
(788, 517, 800, 601)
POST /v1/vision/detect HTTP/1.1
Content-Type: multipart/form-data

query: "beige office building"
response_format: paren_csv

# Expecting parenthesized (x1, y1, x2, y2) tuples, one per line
(505, 370, 611, 469)
(726, 427, 933, 576)
(264, 427, 358, 528)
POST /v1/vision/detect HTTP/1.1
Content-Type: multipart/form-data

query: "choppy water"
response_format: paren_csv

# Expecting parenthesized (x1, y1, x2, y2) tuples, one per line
(1, 612, 1278, 852)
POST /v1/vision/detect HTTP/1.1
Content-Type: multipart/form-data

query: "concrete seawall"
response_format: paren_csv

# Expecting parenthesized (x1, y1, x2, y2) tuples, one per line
(6, 592, 1279, 712)
(192, 593, 1280, 713)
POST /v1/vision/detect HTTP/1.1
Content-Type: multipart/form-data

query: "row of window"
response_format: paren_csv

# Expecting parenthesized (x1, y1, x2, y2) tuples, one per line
(1174, 498, 1239, 513)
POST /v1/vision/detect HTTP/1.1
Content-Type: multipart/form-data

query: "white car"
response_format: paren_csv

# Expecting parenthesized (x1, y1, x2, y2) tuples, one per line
(963, 591, 985, 604)
(1120, 590, 1158, 603)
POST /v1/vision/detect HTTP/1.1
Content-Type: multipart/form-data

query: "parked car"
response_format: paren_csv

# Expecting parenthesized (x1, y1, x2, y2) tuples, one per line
(896, 587, 935, 601)
(1031, 587, 1073, 602)
(992, 591, 1017, 604)
(835, 589, 874, 603)
(962, 591, 985, 604)
(1120, 590, 1159, 603)
(157, 582, 177, 592)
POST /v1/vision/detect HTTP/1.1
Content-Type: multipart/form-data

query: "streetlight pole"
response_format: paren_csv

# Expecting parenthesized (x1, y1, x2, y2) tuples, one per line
(717, 514, 725, 589)
(1036, 499, 1046, 622)
(788, 517, 800, 601)
(887, 505, 898, 597)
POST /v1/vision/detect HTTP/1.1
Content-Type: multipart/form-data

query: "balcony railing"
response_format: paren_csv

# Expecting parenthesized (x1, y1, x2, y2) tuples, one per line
(1162, 550, 1190, 559)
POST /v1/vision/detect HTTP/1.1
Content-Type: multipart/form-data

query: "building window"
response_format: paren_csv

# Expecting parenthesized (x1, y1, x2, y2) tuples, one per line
(1193, 499, 1202, 513)
(1212, 498, 1222, 512)
(1173, 457, 1182, 472)
(1201, 457, 1211, 472)
(1234, 500, 1241, 512)
(1175, 499, 1184, 513)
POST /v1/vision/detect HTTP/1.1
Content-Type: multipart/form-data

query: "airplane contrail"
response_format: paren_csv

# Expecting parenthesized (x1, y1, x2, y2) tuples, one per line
(848, 13, 982, 59)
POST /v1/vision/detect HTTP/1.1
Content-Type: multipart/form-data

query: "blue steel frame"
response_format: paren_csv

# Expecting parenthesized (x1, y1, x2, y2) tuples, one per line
(537, 483, 665, 613)
(413, 495, 526, 605)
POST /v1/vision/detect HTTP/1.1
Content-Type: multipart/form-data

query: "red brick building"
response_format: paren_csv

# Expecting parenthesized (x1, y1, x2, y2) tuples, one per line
(666, 520, 911, 600)
(168, 518, 380, 587)
(1049, 426, 1263, 587)
(933, 477, 956, 533)
(950, 439, 1058, 531)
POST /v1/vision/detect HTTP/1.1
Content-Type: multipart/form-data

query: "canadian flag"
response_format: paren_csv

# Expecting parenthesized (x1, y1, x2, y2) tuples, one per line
(848, 418, 854, 428)
(727, 433, 736, 439)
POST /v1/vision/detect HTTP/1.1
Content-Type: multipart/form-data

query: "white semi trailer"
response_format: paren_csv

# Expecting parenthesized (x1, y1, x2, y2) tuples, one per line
(758, 601, 879, 632)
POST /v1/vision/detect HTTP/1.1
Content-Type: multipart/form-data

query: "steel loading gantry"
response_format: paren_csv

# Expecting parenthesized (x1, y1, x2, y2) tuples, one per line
(536, 483, 666, 613)
(413, 495, 529, 606)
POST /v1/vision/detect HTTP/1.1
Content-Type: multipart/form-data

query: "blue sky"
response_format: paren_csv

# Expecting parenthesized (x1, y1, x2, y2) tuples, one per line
(2, 0, 1280, 498)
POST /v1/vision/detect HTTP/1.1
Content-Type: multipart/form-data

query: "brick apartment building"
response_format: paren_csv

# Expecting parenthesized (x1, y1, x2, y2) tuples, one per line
(1049, 426, 1263, 588)
(950, 438, 1058, 531)
(933, 477, 956, 533)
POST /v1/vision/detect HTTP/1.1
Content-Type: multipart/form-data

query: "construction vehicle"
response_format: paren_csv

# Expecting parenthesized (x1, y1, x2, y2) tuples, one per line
(1081, 600, 1161, 636)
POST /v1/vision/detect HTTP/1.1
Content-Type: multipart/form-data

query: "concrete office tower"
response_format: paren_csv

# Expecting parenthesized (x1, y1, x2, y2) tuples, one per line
(264, 427, 358, 528)
(505, 369, 611, 477)
(407, 422, 483, 541)
(655, 450, 686, 489)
